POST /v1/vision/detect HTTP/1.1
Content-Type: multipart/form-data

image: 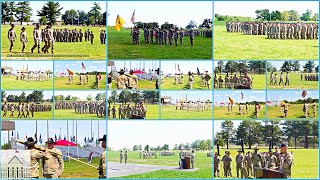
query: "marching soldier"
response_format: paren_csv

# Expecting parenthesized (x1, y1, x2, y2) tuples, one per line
(42, 138, 64, 178)
(98, 135, 106, 178)
(2, 102, 8, 117)
(214, 152, 221, 177)
(8, 24, 17, 52)
(31, 24, 42, 53)
(20, 27, 28, 53)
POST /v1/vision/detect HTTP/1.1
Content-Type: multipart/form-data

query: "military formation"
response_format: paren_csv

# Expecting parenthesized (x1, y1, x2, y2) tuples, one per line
(7, 23, 105, 53)
(139, 151, 157, 159)
(132, 26, 211, 46)
(226, 22, 318, 40)
(2, 101, 52, 118)
(226, 102, 262, 119)
(67, 72, 103, 89)
(14, 71, 52, 82)
(277, 100, 317, 118)
(108, 102, 147, 119)
(173, 71, 211, 89)
(54, 101, 106, 118)
(175, 100, 212, 112)
(214, 72, 253, 89)
(215, 144, 294, 179)
(160, 152, 175, 156)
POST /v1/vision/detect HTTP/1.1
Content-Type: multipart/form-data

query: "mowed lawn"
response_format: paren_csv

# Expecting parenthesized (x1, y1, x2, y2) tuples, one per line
(108, 27, 212, 59)
(54, 109, 105, 119)
(55, 76, 106, 90)
(267, 72, 318, 90)
(162, 75, 213, 90)
(267, 104, 319, 119)
(214, 73, 266, 90)
(2, 105, 52, 120)
(108, 151, 212, 178)
(214, 21, 318, 60)
(108, 104, 159, 120)
(2, 25, 106, 60)
(111, 79, 157, 90)
(216, 148, 319, 179)
(161, 105, 212, 120)
(2, 76, 52, 90)
(214, 105, 267, 120)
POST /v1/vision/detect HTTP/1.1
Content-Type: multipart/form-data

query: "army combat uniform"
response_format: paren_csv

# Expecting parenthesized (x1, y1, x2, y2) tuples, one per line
(42, 148, 64, 178)
(98, 150, 106, 178)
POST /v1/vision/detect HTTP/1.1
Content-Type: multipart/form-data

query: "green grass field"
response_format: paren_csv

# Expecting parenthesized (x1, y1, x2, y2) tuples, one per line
(108, 104, 159, 119)
(111, 79, 156, 90)
(161, 105, 212, 119)
(108, 27, 212, 59)
(55, 76, 106, 90)
(267, 72, 318, 89)
(214, 73, 266, 90)
(2, 25, 106, 60)
(214, 21, 318, 60)
(54, 109, 105, 119)
(216, 148, 319, 179)
(2, 76, 52, 90)
(108, 151, 212, 178)
(214, 105, 267, 120)
(2, 110, 52, 119)
(267, 104, 319, 119)
(162, 75, 213, 90)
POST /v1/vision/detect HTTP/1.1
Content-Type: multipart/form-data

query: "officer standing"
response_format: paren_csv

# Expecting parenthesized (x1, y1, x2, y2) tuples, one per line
(279, 143, 293, 178)
(98, 135, 106, 178)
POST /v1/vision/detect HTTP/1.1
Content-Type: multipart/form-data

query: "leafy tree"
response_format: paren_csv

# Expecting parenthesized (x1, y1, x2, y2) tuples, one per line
(219, 120, 235, 149)
(86, 94, 93, 101)
(215, 61, 224, 75)
(300, 9, 312, 21)
(87, 2, 102, 25)
(270, 10, 282, 21)
(198, 18, 212, 29)
(266, 62, 277, 72)
(255, 9, 270, 21)
(312, 13, 318, 21)
(224, 61, 238, 74)
(236, 121, 261, 149)
(2, 2, 16, 24)
(303, 61, 315, 73)
(292, 61, 301, 72)
(288, 10, 300, 21)
(185, 20, 197, 29)
(281, 11, 290, 21)
(15, 1, 32, 25)
(37, 2, 63, 24)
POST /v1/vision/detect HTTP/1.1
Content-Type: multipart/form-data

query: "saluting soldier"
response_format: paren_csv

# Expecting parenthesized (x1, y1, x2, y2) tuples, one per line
(42, 138, 64, 178)
(98, 135, 106, 178)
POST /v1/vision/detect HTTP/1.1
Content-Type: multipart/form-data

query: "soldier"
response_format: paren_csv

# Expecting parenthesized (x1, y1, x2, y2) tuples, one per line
(266, 150, 277, 169)
(120, 150, 123, 163)
(279, 143, 293, 178)
(100, 30, 104, 44)
(312, 100, 317, 118)
(279, 72, 284, 85)
(169, 28, 174, 46)
(174, 28, 179, 46)
(20, 27, 28, 53)
(116, 69, 128, 89)
(214, 152, 221, 177)
(124, 151, 128, 164)
(303, 100, 309, 118)
(10, 104, 15, 118)
(188, 72, 195, 89)
(96, 72, 102, 89)
(8, 24, 17, 52)
(31, 24, 42, 53)
(252, 147, 263, 177)
(284, 102, 290, 118)
(284, 72, 290, 86)
(2, 102, 8, 117)
(245, 152, 253, 176)
(44, 23, 54, 54)
(203, 71, 211, 89)
(223, 151, 232, 177)
(112, 106, 117, 118)
(179, 28, 184, 45)
(128, 70, 138, 89)
(42, 138, 64, 178)
(90, 31, 94, 44)
(236, 149, 245, 178)
(189, 29, 195, 46)
(98, 135, 106, 178)
(25, 102, 30, 118)
(79, 29, 83, 42)
(191, 150, 196, 169)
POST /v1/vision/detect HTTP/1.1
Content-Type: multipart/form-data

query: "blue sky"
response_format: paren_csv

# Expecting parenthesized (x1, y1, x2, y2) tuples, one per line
(27, 1, 106, 22)
(161, 91, 212, 102)
(1, 120, 106, 146)
(108, 1, 212, 28)
(214, 90, 266, 104)
(55, 61, 106, 74)
(2, 61, 53, 72)
(214, 120, 242, 136)
(161, 61, 212, 75)
(215, 1, 318, 18)
(5, 91, 53, 99)
(108, 61, 159, 72)
(108, 121, 212, 150)
(267, 90, 319, 101)
(54, 91, 105, 101)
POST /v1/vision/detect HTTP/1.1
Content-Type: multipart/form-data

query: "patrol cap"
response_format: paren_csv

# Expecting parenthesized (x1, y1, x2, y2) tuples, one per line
(21, 27, 26, 31)
(280, 143, 288, 148)
(98, 134, 106, 142)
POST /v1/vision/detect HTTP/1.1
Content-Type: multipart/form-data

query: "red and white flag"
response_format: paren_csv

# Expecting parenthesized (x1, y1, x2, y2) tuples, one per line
(131, 10, 135, 23)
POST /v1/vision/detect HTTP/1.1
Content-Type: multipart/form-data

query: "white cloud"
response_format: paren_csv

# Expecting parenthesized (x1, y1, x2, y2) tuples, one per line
(66, 64, 70, 67)
(90, 66, 97, 69)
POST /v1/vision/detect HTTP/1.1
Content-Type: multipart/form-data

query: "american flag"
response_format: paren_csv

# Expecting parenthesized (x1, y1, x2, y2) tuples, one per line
(130, 10, 135, 23)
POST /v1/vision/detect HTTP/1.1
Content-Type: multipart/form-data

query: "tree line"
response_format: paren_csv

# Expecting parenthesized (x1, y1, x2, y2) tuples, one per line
(267, 61, 318, 73)
(215, 120, 318, 150)
(108, 90, 159, 105)
(54, 93, 106, 102)
(2, 91, 52, 103)
(1, 1, 106, 26)
(134, 18, 212, 29)
(214, 61, 266, 75)
(215, 9, 318, 22)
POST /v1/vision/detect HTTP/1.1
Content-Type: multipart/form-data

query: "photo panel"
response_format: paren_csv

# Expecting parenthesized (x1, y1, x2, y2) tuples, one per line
(108, 120, 212, 178)
(108, 1, 212, 59)
(213, 120, 319, 179)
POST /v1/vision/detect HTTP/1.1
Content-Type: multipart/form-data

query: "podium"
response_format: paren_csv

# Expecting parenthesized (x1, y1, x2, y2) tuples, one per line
(183, 157, 191, 169)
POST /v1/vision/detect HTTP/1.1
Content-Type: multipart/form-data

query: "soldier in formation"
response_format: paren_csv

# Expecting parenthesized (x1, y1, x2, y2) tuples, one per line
(2, 101, 52, 118)
(140, 151, 157, 159)
(14, 70, 52, 82)
(110, 102, 147, 119)
(222, 151, 233, 177)
(55, 101, 106, 118)
(175, 100, 211, 112)
(214, 152, 221, 177)
(214, 72, 253, 89)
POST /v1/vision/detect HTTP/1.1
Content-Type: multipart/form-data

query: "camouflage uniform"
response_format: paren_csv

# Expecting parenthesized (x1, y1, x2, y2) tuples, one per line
(98, 150, 106, 178)
(42, 148, 64, 178)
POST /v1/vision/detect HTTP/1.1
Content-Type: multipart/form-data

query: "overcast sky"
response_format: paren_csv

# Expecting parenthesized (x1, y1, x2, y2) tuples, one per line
(108, 1, 212, 27)
(214, 1, 318, 18)
(108, 121, 212, 150)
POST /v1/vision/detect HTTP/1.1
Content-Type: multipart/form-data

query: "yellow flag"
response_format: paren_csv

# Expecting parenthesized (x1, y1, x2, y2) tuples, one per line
(115, 15, 125, 32)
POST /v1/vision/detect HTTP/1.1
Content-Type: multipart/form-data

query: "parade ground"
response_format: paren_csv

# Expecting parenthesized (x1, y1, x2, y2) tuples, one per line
(216, 148, 318, 179)
(55, 75, 106, 90)
(268, 104, 319, 119)
(108, 151, 211, 178)
(267, 72, 318, 90)
(214, 21, 318, 60)
(162, 75, 213, 90)
(214, 73, 266, 90)
(108, 28, 212, 60)
(54, 109, 105, 119)
(111, 79, 156, 90)
(108, 104, 159, 120)
(214, 105, 267, 120)
(2, 25, 106, 60)
(2, 76, 53, 90)
(161, 105, 212, 119)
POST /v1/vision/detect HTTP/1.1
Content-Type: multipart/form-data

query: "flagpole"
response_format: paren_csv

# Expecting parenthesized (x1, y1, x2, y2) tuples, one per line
(67, 120, 70, 162)
(97, 120, 100, 147)
(47, 120, 49, 142)
(76, 120, 78, 159)
(91, 120, 93, 141)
